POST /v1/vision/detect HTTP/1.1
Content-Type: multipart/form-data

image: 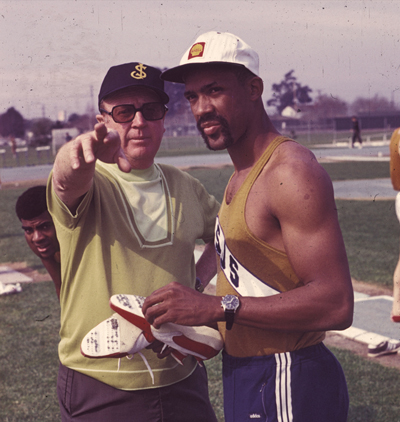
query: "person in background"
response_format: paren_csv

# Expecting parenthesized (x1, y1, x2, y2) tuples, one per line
(367, 128, 400, 357)
(48, 62, 219, 422)
(15, 185, 61, 298)
(143, 31, 354, 422)
(389, 126, 400, 322)
(351, 115, 363, 148)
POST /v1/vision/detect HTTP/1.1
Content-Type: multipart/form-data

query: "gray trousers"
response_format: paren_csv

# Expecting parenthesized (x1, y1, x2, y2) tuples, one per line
(57, 362, 218, 422)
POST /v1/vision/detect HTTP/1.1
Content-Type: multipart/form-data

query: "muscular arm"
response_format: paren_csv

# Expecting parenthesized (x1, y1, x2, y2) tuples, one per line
(52, 123, 131, 213)
(233, 149, 353, 332)
(143, 145, 353, 332)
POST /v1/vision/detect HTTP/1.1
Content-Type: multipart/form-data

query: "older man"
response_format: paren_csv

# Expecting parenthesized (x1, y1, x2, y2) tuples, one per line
(48, 62, 219, 421)
(143, 32, 354, 422)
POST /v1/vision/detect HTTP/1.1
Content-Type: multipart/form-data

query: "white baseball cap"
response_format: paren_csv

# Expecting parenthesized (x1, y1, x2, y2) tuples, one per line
(161, 31, 259, 83)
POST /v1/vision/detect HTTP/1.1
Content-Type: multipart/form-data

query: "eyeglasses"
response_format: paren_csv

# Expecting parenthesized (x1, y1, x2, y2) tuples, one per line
(100, 102, 168, 123)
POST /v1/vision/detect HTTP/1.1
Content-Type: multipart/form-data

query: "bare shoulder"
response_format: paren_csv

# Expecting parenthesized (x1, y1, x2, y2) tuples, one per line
(259, 140, 336, 219)
(266, 140, 332, 192)
(246, 141, 337, 249)
(269, 140, 321, 172)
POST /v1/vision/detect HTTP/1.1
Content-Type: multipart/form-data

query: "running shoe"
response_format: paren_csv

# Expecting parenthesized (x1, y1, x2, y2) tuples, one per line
(152, 321, 223, 362)
(367, 340, 400, 357)
(80, 312, 151, 359)
(109, 294, 156, 343)
(109, 293, 223, 363)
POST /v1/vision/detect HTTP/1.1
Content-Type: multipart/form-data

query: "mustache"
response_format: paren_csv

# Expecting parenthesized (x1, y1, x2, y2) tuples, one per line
(196, 113, 229, 132)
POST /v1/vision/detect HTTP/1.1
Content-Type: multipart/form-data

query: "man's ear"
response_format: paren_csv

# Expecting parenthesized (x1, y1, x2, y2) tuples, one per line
(96, 114, 104, 124)
(248, 76, 264, 101)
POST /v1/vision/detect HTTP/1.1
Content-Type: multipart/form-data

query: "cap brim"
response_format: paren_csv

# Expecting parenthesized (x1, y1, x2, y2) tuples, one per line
(161, 62, 253, 84)
(161, 64, 194, 83)
(99, 84, 169, 106)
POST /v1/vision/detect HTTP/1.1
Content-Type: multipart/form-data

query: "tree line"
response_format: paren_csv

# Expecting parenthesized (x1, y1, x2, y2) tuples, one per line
(0, 70, 398, 144)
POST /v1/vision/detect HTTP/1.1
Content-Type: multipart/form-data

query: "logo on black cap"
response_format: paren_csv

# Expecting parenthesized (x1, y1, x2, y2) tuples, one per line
(131, 63, 147, 80)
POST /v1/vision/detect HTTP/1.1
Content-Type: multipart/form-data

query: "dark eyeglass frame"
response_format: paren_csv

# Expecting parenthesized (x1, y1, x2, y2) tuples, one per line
(100, 102, 168, 123)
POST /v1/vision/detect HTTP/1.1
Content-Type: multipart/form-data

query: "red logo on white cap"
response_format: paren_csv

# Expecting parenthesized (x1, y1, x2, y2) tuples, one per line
(188, 42, 205, 60)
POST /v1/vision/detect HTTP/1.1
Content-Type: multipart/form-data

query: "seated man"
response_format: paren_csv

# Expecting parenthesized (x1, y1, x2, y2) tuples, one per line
(15, 185, 61, 298)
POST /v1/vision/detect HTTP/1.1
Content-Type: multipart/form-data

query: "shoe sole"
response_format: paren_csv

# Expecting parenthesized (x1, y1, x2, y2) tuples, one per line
(81, 313, 150, 358)
(110, 294, 156, 343)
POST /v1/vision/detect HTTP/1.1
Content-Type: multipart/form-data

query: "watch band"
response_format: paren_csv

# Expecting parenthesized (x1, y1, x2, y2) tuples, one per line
(221, 294, 240, 330)
(225, 309, 235, 330)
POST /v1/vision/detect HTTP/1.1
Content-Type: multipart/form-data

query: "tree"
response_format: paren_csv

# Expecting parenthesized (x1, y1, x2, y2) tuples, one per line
(309, 92, 348, 120)
(267, 70, 312, 115)
(67, 113, 94, 133)
(350, 94, 398, 115)
(26, 117, 54, 145)
(0, 107, 25, 138)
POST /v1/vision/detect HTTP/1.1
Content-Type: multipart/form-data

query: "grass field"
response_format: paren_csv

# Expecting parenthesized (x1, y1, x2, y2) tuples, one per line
(1, 160, 399, 421)
(1, 282, 400, 422)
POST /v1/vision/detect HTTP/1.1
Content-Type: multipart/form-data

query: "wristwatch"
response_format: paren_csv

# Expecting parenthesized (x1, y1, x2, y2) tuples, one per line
(221, 294, 240, 330)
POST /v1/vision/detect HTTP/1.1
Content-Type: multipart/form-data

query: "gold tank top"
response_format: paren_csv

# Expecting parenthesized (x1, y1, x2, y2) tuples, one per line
(215, 136, 325, 357)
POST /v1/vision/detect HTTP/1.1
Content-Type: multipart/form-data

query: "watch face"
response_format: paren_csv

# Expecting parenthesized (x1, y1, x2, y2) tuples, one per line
(223, 295, 239, 310)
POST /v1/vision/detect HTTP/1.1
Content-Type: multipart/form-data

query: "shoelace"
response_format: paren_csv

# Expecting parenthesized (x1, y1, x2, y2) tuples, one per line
(117, 352, 155, 384)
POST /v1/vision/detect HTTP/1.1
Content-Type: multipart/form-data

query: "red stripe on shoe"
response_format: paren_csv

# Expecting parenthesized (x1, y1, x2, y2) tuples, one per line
(172, 335, 219, 360)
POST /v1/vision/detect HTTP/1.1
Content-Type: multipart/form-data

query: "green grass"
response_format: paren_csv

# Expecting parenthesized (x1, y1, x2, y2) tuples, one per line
(2, 283, 400, 422)
(337, 200, 399, 286)
(0, 282, 60, 422)
(332, 348, 400, 422)
(320, 161, 390, 181)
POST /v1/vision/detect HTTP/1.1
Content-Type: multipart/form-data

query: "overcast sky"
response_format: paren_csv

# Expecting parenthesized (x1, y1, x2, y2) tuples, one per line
(1, 0, 399, 120)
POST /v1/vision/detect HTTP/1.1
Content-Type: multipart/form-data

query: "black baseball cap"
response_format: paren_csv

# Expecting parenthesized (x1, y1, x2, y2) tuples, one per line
(98, 62, 169, 108)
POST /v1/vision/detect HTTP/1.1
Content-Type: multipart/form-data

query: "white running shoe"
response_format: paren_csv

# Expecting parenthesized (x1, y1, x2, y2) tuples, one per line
(367, 340, 400, 357)
(152, 322, 223, 362)
(110, 294, 223, 363)
(80, 313, 151, 359)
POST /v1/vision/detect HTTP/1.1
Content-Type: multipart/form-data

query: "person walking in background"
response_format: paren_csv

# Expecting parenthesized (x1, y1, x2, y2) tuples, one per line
(15, 185, 61, 298)
(143, 31, 354, 422)
(351, 115, 363, 148)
